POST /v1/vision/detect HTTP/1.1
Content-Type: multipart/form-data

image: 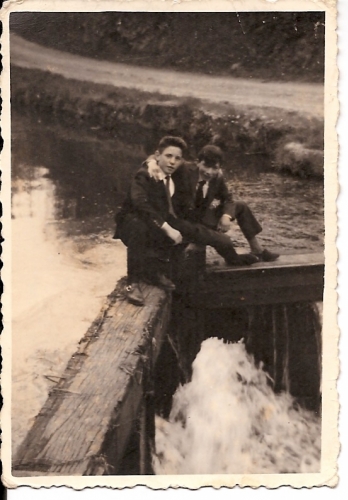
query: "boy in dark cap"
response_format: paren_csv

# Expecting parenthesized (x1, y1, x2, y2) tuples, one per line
(183, 145, 279, 261)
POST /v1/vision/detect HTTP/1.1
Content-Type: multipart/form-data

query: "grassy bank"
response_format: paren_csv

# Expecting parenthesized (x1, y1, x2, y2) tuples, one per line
(11, 66, 324, 178)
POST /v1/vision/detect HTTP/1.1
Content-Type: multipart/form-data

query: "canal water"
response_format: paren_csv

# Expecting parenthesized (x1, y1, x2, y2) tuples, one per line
(11, 111, 324, 462)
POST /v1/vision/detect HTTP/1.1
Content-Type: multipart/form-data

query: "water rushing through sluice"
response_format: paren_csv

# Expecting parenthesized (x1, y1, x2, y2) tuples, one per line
(153, 338, 321, 475)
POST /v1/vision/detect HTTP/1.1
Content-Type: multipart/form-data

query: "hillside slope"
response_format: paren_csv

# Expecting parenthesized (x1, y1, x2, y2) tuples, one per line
(10, 11, 325, 83)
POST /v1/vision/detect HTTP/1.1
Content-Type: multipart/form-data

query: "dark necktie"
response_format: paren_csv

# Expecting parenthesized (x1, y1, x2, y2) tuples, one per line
(196, 180, 206, 207)
(165, 175, 176, 217)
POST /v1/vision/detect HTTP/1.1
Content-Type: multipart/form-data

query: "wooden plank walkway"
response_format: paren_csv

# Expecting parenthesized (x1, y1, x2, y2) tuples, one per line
(12, 280, 171, 476)
(196, 252, 324, 307)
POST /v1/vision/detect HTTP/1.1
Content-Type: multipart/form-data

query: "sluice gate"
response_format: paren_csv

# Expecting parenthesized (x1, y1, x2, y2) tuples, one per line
(13, 253, 324, 476)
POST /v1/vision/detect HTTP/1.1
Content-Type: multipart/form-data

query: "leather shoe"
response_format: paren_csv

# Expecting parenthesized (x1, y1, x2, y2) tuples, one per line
(126, 283, 145, 306)
(143, 273, 176, 290)
(153, 274, 176, 290)
(225, 253, 259, 266)
(254, 249, 279, 262)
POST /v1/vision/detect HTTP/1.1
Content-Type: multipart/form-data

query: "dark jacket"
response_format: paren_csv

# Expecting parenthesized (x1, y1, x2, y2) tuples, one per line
(114, 162, 193, 238)
(182, 163, 235, 228)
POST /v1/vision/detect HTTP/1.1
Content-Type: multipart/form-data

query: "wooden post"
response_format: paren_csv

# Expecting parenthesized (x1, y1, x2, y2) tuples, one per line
(247, 302, 322, 411)
(139, 402, 147, 475)
(139, 394, 155, 474)
(170, 245, 206, 382)
(139, 334, 155, 475)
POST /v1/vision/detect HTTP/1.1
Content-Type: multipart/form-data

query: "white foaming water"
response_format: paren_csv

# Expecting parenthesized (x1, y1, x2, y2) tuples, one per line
(153, 338, 321, 474)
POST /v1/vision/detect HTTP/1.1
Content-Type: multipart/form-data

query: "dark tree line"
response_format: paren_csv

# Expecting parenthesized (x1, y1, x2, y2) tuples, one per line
(11, 11, 324, 82)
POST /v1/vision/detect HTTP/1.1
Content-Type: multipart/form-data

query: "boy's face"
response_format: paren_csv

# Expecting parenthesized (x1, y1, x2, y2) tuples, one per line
(197, 160, 221, 182)
(155, 146, 183, 175)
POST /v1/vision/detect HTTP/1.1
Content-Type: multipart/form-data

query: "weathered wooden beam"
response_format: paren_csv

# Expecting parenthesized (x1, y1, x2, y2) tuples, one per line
(195, 252, 324, 308)
(13, 280, 171, 476)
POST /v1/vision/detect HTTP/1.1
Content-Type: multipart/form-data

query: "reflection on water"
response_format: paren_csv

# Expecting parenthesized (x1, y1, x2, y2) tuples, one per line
(12, 113, 147, 234)
(11, 132, 127, 455)
(12, 166, 55, 220)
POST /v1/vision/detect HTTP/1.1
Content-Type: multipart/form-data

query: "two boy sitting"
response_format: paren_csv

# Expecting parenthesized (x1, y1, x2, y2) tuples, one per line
(115, 137, 278, 306)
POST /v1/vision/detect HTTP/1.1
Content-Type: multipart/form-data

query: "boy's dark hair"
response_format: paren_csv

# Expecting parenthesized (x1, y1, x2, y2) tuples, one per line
(157, 136, 188, 153)
(197, 145, 224, 167)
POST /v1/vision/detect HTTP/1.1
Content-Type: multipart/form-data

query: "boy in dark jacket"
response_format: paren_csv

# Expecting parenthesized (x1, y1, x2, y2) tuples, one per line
(115, 137, 258, 306)
(176, 145, 279, 261)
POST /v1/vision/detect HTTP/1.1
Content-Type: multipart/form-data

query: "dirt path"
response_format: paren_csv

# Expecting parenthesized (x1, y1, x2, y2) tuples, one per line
(11, 34, 323, 118)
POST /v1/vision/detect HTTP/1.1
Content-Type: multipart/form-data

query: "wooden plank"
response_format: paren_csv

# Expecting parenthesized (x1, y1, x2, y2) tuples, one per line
(206, 251, 324, 270)
(13, 280, 171, 476)
(194, 253, 324, 307)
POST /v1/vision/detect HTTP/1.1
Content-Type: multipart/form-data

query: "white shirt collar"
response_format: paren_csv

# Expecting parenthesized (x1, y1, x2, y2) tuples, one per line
(147, 160, 175, 195)
(197, 177, 209, 198)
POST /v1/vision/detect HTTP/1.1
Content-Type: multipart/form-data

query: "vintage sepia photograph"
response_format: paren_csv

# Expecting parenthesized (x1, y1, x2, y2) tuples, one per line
(1, 0, 339, 490)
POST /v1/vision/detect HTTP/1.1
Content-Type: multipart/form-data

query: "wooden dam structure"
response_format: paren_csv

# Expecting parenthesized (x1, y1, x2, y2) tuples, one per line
(13, 251, 324, 476)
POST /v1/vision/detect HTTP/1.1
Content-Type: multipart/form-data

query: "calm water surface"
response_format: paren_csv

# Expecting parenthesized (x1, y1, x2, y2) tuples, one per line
(12, 112, 324, 251)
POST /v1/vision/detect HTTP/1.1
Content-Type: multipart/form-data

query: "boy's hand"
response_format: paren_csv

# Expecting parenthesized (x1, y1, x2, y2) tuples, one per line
(161, 222, 183, 245)
(217, 214, 232, 232)
(147, 158, 163, 181)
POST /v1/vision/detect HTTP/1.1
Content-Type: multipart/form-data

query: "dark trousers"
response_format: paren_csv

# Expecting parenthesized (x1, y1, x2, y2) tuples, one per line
(168, 216, 239, 261)
(233, 201, 262, 240)
(201, 201, 262, 240)
(117, 213, 239, 283)
(116, 214, 175, 283)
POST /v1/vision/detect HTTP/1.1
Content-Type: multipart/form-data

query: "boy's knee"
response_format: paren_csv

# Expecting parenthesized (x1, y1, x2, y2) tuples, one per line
(234, 201, 252, 217)
(234, 200, 248, 210)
